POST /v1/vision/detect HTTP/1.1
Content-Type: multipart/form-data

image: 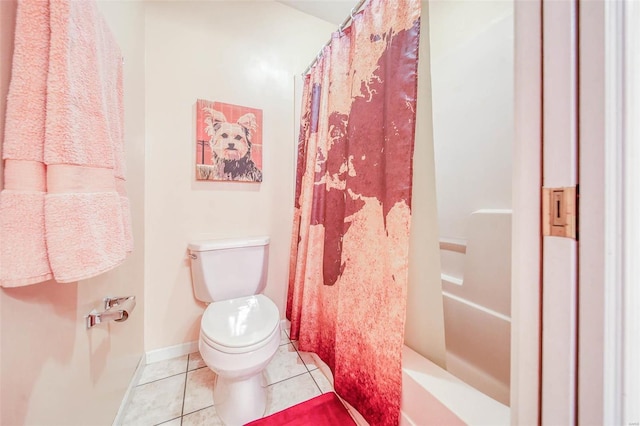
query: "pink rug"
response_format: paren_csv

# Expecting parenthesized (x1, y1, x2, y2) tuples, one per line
(246, 392, 356, 426)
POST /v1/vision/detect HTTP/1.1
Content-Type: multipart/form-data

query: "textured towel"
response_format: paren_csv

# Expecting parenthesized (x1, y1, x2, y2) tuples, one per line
(1, 0, 132, 286)
(44, 0, 132, 283)
(0, 0, 53, 286)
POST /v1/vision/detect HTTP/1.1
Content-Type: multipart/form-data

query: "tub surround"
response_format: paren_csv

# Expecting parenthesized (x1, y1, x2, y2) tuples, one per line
(440, 210, 512, 405)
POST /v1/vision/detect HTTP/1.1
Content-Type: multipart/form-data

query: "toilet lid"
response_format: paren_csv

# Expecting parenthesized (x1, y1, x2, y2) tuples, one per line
(201, 294, 279, 349)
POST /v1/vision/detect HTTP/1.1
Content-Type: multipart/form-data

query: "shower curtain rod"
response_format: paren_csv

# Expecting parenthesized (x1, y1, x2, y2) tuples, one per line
(302, 0, 368, 75)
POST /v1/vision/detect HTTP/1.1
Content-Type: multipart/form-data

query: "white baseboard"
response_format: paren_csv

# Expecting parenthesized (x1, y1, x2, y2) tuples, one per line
(400, 412, 417, 426)
(112, 356, 145, 426)
(145, 341, 199, 364)
(113, 342, 199, 425)
(142, 319, 289, 366)
(280, 318, 291, 337)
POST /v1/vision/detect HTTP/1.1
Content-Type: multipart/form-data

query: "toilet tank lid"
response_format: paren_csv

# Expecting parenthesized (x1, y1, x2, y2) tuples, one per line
(188, 236, 269, 252)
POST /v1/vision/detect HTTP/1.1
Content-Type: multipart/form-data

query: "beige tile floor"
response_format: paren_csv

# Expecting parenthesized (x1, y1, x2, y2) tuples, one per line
(119, 323, 366, 425)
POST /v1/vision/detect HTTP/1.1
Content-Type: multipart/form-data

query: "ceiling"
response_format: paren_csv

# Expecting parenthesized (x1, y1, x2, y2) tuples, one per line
(276, 1, 358, 26)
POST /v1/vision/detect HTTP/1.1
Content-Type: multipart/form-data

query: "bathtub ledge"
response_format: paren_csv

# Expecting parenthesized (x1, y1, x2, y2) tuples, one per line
(401, 345, 510, 426)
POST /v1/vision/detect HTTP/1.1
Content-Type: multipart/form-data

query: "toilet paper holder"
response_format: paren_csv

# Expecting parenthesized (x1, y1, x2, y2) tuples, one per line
(86, 296, 136, 329)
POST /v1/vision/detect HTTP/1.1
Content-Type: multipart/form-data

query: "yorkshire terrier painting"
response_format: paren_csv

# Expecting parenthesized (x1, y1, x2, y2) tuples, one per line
(196, 100, 263, 182)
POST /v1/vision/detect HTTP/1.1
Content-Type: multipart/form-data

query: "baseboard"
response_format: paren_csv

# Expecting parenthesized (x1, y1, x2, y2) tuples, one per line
(112, 356, 145, 426)
(400, 412, 416, 426)
(143, 319, 289, 365)
(145, 341, 199, 364)
(113, 342, 199, 424)
(280, 318, 291, 337)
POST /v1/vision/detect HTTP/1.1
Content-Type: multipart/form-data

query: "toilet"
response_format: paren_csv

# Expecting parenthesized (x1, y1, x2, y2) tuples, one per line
(188, 237, 280, 425)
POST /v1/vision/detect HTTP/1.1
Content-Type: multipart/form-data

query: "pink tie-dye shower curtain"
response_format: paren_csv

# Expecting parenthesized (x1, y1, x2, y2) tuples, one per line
(286, 1, 421, 424)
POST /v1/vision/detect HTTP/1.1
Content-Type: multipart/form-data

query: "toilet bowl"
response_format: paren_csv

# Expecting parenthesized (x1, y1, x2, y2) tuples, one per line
(188, 237, 278, 425)
(197, 295, 280, 425)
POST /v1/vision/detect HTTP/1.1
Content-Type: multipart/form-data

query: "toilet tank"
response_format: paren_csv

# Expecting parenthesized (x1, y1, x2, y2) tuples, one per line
(188, 237, 269, 302)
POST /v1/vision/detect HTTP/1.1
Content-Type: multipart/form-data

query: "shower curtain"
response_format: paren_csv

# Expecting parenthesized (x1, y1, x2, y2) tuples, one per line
(286, 0, 421, 424)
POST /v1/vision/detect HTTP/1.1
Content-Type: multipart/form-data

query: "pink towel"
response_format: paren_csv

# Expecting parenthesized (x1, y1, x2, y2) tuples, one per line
(0, 0, 53, 287)
(44, 0, 132, 283)
(0, 0, 133, 286)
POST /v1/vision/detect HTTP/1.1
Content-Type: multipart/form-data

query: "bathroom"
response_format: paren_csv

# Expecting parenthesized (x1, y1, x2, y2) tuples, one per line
(0, 0, 508, 423)
(1, 0, 634, 425)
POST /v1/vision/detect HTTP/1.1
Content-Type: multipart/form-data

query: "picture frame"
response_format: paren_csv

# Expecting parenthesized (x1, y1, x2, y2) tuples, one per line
(196, 99, 263, 182)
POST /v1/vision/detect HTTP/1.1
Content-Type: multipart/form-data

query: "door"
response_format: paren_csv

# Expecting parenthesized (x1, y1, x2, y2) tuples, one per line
(514, 2, 638, 424)
(514, 0, 580, 423)
(541, 0, 579, 424)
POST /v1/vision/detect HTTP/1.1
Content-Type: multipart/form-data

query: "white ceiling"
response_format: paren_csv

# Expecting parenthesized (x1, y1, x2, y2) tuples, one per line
(276, 1, 358, 26)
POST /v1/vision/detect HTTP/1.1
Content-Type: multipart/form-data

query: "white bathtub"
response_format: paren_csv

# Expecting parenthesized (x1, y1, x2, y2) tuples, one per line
(312, 344, 509, 426)
(401, 345, 510, 426)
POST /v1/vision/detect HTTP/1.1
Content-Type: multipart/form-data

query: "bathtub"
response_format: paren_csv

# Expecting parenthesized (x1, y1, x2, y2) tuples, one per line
(315, 345, 509, 426)
(401, 345, 510, 425)
(328, 210, 513, 425)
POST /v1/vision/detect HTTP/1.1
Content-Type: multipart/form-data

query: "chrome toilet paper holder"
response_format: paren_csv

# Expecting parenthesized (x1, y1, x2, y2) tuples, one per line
(86, 296, 136, 329)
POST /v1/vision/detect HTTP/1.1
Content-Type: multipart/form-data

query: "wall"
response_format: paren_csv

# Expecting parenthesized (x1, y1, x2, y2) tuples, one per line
(429, 0, 513, 241)
(0, 1, 146, 424)
(404, 0, 448, 369)
(0, 2, 15, 417)
(144, 1, 335, 351)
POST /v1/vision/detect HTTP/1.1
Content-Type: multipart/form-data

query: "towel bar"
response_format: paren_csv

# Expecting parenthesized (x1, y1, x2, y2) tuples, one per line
(86, 296, 136, 329)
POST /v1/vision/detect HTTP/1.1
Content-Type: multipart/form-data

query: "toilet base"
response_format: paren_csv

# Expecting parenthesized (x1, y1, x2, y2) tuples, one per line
(214, 372, 267, 425)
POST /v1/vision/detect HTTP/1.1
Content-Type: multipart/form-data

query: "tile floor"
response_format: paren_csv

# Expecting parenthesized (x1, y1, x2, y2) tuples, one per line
(119, 323, 366, 425)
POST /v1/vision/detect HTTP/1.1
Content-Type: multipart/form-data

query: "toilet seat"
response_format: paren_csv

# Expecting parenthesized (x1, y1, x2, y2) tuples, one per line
(201, 294, 279, 354)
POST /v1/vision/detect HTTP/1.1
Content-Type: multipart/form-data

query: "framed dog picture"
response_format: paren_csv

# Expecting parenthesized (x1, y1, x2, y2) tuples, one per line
(196, 99, 263, 182)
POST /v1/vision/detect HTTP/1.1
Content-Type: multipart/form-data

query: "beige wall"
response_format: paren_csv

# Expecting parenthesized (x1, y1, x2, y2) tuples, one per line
(0, 1, 15, 418)
(0, 1, 146, 424)
(144, 1, 334, 351)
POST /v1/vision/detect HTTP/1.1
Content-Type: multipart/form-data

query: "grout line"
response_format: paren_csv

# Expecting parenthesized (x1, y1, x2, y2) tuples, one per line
(136, 355, 191, 388)
(136, 371, 188, 387)
(182, 404, 215, 419)
(290, 342, 315, 374)
(308, 370, 324, 394)
(265, 370, 311, 388)
(290, 339, 319, 373)
(289, 342, 330, 394)
(179, 357, 189, 422)
(188, 365, 207, 373)
(153, 416, 181, 426)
